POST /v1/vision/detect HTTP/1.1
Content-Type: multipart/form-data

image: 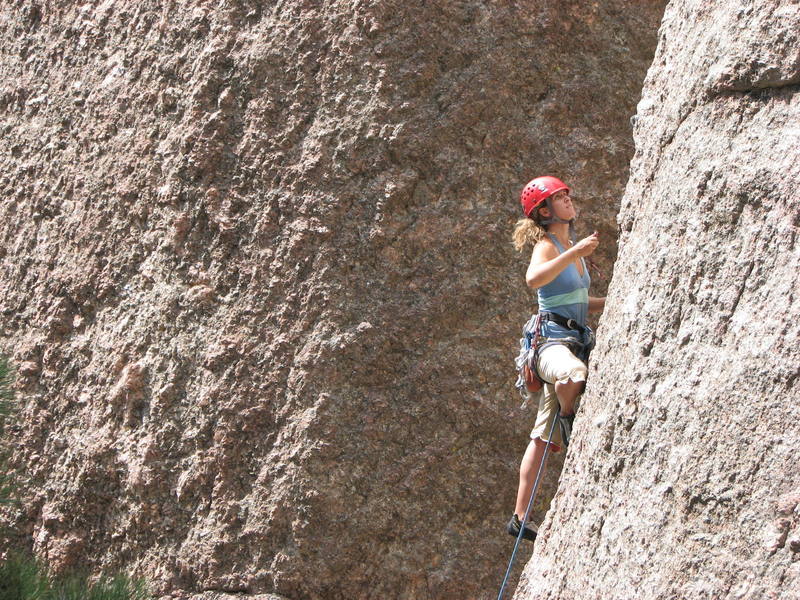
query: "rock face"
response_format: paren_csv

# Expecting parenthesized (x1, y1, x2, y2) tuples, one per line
(0, 1, 665, 598)
(515, 1, 800, 599)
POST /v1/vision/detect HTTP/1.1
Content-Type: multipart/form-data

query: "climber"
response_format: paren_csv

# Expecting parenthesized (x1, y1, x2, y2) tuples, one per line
(506, 175, 606, 541)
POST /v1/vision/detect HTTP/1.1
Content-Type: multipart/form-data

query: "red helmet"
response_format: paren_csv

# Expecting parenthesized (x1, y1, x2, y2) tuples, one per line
(520, 176, 570, 218)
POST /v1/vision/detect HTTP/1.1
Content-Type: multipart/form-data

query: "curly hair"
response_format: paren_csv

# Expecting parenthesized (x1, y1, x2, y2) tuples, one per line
(512, 215, 547, 252)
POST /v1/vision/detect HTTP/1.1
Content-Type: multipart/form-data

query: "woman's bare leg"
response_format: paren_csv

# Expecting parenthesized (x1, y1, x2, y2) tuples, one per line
(513, 377, 586, 519)
(514, 437, 548, 518)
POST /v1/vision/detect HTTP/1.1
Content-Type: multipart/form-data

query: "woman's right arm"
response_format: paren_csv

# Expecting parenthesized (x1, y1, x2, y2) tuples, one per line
(525, 233, 600, 289)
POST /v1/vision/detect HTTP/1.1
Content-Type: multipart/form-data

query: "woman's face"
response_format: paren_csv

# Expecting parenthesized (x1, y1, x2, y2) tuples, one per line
(541, 190, 576, 220)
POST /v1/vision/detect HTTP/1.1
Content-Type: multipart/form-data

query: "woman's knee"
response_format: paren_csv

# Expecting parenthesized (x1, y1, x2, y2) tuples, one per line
(555, 376, 585, 396)
(521, 438, 548, 475)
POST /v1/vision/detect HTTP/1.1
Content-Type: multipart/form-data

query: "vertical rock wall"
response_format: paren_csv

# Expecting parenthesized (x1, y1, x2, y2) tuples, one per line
(516, 1, 800, 598)
(0, 1, 664, 598)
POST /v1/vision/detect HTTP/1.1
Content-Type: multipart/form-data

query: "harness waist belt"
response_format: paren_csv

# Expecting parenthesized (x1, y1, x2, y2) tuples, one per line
(539, 311, 585, 331)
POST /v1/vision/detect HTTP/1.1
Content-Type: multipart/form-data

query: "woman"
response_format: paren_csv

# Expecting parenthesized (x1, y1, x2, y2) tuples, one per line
(507, 175, 606, 541)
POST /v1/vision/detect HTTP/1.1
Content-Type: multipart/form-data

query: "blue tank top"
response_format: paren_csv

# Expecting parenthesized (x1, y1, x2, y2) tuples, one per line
(537, 233, 591, 337)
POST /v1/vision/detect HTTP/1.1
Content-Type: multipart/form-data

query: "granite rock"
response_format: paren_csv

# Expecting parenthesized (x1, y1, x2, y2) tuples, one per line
(0, 1, 664, 597)
(516, 1, 800, 598)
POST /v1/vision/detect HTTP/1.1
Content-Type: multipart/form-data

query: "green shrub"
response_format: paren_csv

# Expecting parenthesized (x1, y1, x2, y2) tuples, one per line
(0, 553, 49, 600)
(0, 355, 16, 505)
(0, 354, 11, 403)
(0, 554, 149, 600)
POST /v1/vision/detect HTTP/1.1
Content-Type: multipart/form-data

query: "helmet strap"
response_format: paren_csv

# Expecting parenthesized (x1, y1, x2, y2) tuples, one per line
(540, 197, 577, 244)
(540, 197, 572, 225)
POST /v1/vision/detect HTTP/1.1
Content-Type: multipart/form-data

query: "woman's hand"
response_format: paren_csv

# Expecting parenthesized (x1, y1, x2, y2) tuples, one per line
(589, 296, 606, 313)
(572, 232, 600, 257)
(526, 231, 600, 288)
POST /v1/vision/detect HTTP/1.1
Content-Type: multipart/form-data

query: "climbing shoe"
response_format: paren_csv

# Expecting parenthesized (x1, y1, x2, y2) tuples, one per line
(559, 412, 575, 448)
(506, 514, 537, 542)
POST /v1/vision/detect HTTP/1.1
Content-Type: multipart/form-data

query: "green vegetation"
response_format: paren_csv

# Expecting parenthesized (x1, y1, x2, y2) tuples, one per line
(0, 554, 149, 600)
(0, 355, 16, 504)
(0, 356, 150, 600)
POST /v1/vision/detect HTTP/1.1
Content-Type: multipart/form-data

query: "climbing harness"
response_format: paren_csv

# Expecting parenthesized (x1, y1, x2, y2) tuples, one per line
(515, 313, 595, 402)
(539, 311, 595, 363)
(496, 411, 561, 600)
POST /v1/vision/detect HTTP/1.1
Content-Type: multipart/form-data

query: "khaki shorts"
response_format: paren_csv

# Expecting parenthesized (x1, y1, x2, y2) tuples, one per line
(530, 343, 588, 451)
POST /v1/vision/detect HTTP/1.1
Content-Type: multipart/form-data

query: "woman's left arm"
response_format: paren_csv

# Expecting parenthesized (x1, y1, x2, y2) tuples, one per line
(589, 296, 606, 313)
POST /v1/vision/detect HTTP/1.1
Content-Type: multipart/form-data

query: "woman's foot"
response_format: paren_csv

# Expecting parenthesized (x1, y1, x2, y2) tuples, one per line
(506, 514, 538, 541)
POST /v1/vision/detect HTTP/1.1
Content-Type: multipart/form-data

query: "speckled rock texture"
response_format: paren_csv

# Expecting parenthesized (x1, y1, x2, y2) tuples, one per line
(180, 594, 287, 600)
(515, 1, 800, 599)
(0, 1, 664, 598)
